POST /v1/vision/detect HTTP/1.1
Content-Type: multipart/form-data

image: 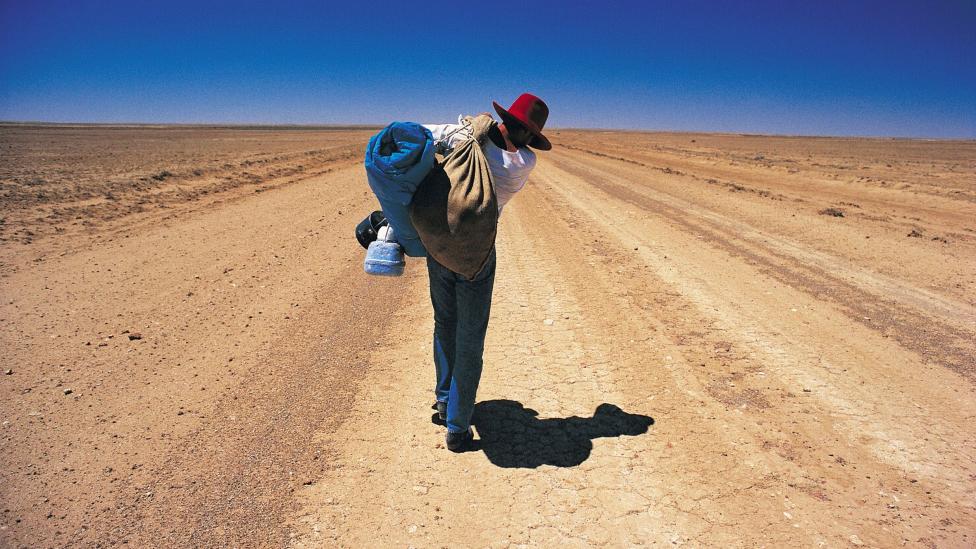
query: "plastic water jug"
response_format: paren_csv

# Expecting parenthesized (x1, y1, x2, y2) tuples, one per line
(364, 225, 405, 276)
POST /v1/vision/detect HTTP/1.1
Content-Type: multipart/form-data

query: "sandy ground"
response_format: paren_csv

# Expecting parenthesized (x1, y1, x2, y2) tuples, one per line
(1, 125, 974, 548)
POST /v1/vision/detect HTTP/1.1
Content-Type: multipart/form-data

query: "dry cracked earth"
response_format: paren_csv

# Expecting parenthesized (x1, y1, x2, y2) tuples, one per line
(1, 124, 974, 548)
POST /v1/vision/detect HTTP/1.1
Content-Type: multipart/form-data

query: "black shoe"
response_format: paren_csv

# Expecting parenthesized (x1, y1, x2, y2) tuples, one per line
(446, 428, 474, 452)
(431, 401, 447, 421)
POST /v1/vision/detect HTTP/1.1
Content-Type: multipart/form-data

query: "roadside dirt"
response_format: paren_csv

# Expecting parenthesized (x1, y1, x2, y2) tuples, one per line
(1, 126, 974, 547)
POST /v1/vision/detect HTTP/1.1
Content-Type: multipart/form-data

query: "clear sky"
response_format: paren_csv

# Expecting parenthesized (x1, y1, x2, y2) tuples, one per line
(1, 0, 974, 137)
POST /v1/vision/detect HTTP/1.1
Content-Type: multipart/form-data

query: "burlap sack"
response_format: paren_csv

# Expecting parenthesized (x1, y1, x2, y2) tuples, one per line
(410, 114, 498, 280)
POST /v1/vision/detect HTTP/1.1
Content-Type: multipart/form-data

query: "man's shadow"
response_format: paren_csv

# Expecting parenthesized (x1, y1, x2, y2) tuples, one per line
(435, 399, 654, 468)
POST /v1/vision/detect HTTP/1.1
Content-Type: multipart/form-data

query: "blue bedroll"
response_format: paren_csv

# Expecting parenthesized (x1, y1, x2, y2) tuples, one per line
(364, 122, 435, 257)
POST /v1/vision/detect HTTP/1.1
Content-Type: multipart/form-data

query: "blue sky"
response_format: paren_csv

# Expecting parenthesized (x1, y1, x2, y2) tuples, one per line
(1, 0, 974, 137)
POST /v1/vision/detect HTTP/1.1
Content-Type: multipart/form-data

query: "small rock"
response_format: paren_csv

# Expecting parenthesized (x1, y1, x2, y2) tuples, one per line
(128, 333, 142, 340)
(849, 534, 864, 546)
(63, 388, 73, 395)
(543, 319, 554, 326)
(4, 369, 11, 375)
(907, 228, 923, 238)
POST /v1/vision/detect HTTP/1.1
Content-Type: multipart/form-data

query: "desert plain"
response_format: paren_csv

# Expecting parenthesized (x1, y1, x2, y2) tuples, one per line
(1, 124, 974, 547)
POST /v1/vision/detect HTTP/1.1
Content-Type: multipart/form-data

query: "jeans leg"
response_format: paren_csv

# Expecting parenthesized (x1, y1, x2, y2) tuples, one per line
(446, 247, 497, 433)
(427, 254, 457, 403)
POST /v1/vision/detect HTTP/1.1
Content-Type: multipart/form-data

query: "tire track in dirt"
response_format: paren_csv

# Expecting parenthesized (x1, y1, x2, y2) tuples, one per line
(548, 149, 976, 381)
(289, 205, 675, 546)
(0, 148, 365, 276)
(109, 261, 412, 547)
(556, 139, 976, 307)
(552, 145, 976, 321)
(559, 136, 976, 223)
(1, 161, 407, 548)
(525, 156, 975, 546)
(286, 152, 974, 547)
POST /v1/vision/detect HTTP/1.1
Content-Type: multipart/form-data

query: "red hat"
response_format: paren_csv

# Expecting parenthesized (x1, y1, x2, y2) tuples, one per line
(492, 93, 552, 151)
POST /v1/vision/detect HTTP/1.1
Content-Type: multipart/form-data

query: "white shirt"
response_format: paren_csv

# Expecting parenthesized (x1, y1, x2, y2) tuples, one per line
(423, 115, 537, 217)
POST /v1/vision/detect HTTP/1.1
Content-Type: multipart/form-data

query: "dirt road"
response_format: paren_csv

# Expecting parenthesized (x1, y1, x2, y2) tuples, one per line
(1, 126, 974, 547)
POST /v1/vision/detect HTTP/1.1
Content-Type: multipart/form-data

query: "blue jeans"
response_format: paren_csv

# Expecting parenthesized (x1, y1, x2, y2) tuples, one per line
(427, 246, 497, 433)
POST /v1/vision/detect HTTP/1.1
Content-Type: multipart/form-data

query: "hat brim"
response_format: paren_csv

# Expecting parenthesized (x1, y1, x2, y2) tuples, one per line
(493, 101, 552, 151)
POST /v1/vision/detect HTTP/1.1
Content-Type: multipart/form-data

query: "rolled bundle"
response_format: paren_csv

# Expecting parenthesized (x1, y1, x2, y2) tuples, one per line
(364, 122, 435, 257)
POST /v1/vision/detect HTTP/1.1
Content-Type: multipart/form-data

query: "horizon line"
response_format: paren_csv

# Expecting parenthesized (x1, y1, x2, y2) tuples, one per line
(1, 120, 973, 142)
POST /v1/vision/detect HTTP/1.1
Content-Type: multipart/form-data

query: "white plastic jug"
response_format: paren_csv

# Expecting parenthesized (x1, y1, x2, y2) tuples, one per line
(364, 225, 405, 276)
